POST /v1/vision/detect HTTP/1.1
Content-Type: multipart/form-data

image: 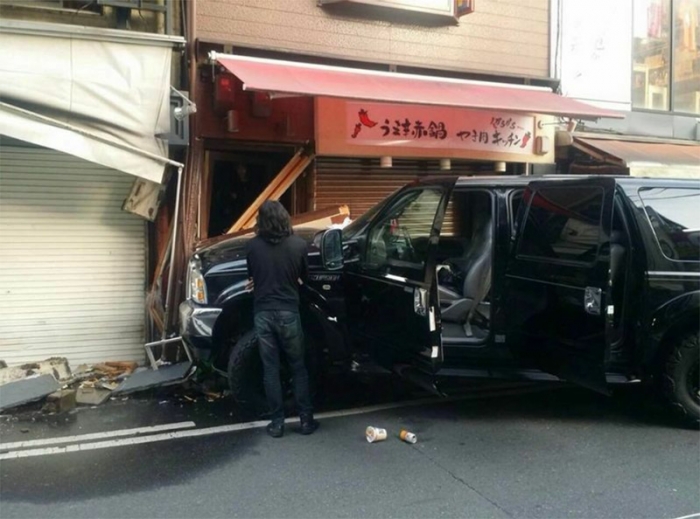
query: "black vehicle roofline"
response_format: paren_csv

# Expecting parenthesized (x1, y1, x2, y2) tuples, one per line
(406, 174, 699, 189)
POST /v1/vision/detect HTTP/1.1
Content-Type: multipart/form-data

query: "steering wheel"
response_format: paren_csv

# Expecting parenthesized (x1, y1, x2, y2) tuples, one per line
(397, 226, 417, 261)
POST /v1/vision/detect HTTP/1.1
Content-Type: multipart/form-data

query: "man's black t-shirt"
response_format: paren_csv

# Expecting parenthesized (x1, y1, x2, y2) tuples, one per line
(246, 234, 308, 313)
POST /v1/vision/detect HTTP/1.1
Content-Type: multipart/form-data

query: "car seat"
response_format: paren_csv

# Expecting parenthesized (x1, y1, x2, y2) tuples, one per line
(440, 211, 493, 325)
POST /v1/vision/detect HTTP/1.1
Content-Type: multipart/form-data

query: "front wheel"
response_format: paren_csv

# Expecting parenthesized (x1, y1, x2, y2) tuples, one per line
(227, 329, 321, 417)
(662, 331, 700, 425)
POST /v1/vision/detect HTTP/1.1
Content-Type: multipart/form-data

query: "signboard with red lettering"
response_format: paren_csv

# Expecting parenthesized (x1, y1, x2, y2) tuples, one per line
(345, 101, 536, 155)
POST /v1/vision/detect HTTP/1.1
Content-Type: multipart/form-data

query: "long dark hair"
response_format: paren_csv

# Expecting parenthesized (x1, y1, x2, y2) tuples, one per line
(256, 200, 292, 244)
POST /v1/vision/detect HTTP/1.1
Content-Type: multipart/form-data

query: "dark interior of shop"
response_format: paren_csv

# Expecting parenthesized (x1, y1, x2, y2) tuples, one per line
(207, 152, 291, 237)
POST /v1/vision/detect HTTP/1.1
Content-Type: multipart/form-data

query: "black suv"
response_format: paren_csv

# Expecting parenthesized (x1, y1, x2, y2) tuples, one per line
(180, 176, 700, 423)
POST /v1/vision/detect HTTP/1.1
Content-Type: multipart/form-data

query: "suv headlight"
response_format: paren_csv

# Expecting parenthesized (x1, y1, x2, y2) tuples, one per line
(187, 256, 208, 304)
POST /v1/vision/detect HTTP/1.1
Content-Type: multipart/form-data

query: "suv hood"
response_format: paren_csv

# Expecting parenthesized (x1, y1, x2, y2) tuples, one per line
(195, 228, 322, 273)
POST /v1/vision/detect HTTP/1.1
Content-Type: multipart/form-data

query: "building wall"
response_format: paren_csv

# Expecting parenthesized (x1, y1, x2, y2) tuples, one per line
(553, 0, 700, 141)
(195, 0, 550, 79)
(556, 0, 633, 111)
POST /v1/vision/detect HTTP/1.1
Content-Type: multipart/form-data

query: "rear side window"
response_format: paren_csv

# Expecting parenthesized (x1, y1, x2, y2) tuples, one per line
(517, 186, 604, 263)
(639, 187, 700, 262)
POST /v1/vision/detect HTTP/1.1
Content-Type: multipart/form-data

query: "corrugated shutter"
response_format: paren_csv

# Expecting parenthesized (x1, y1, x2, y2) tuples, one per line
(0, 146, 147, 366)
(314, 157, 482, 228)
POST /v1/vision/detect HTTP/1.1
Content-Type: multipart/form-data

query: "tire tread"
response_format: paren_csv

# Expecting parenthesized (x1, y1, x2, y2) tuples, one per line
(662, 331, 700, 425)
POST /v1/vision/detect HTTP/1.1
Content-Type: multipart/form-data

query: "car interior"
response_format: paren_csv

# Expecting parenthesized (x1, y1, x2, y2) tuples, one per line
(435, 190, 494, 345)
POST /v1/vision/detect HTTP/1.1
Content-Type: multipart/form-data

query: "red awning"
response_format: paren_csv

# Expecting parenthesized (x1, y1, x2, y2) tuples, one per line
(212, 53, 623, 120)
(574, 136, 700, 166)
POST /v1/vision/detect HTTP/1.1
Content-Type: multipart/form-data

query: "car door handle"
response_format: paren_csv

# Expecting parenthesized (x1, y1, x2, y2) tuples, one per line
(584, 286, 602, 316)
(414, 287, 428, 317)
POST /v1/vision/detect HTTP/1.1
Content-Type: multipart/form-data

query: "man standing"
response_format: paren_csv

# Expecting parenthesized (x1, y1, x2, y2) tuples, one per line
(246, 200, 319, 438)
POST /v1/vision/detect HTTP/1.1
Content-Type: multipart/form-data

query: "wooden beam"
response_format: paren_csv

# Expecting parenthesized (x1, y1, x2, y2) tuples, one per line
(226, 149, 315, 233)
(198, 204, 350, 250)
(239, 153, 315, 230)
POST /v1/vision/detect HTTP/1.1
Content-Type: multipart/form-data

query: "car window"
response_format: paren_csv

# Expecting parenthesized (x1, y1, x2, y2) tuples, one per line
(365, 187, 443, 280)
(517, 186, 605, 264)
(639, 187, 700, 262)
(342, 192, 395, 241)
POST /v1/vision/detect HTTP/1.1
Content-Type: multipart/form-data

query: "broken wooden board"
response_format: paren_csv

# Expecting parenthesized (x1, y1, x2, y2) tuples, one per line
(198, 204, 349, 250)
(227, 149, 315, 233)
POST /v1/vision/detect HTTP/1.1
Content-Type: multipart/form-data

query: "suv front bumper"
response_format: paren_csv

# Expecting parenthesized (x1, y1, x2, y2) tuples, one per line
(179, 300, 222, 354)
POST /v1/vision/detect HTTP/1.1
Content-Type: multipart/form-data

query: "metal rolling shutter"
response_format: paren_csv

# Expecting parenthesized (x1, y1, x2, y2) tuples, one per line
(314, 157, 481, 222)
(0, 146, 147, 366)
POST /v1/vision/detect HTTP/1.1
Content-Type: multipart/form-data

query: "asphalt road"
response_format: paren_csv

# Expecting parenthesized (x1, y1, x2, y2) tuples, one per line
(1, 383, 698, 519)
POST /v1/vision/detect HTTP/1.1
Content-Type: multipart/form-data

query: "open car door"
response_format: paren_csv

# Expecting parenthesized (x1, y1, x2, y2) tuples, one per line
(340, 181, 455, 388)
(505, 177, 615, 393)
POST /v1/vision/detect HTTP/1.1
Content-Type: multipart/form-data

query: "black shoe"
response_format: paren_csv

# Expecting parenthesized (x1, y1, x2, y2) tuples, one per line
(299, 414, 319, 435)
(266, 422, 284, 438)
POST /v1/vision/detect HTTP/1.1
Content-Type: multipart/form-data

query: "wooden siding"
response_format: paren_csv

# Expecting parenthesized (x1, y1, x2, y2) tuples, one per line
(196, 0, 550, 79)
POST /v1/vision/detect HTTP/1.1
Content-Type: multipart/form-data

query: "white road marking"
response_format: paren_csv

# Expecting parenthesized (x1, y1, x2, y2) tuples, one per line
(0, 421, 267, 460)
(672, 514, 700, 519)
(0, 384, 541, 460)
(0, 421, 196, 451)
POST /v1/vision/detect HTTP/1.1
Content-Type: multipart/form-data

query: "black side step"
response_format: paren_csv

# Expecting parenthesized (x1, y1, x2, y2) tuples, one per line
(393, 365, 446, 397)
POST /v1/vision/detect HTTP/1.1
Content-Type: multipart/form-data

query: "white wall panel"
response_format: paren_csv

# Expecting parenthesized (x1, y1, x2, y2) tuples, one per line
(0, 146, 147, 366)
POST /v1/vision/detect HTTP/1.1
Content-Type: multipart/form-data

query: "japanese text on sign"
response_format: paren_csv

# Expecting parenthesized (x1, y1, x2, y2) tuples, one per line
(345, 102, 536, 155)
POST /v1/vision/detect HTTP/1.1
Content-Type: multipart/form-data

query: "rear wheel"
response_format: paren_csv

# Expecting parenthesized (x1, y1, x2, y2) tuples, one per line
(662, 331, 700, 425)
(227, 329, 320, 417)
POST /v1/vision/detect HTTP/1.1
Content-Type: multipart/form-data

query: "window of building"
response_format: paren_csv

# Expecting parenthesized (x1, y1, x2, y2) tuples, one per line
(633, 0, 700, 114)
(633, 0, 672, 111)
(0, 1, 101, 13)
(639, 187, 700, 262)
(672, 0, 700, 114)
(517, 186, 605, 264)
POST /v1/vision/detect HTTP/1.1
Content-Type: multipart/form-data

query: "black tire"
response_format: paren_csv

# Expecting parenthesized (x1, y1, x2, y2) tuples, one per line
(227, 330, 268, 416)
(227, 329, 320, 417)
(662, 331, 700, 425)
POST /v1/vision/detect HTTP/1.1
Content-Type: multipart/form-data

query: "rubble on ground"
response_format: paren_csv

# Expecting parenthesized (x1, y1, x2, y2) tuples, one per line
(0, 358, 72, 386)
(0, 357, 193, 415)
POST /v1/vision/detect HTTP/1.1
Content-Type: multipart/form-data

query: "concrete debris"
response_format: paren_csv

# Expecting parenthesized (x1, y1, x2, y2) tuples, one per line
(0, 358, 71, 387)
(0, 374, 61, 412)
(44, 389, 77, 414)
(113, 361, 193, 395)
(0, 358, 178, 414)
(76, 387, 111, 406)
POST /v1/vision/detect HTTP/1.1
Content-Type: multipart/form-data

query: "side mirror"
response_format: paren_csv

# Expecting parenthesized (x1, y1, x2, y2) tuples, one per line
(321, 228, 344, 270)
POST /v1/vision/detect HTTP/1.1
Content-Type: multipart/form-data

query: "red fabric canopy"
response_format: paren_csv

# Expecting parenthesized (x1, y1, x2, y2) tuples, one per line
(213, 53, 623, 120)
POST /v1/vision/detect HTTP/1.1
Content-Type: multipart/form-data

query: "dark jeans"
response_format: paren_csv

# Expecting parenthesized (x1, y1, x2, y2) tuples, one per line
(254, 310, 312, 423)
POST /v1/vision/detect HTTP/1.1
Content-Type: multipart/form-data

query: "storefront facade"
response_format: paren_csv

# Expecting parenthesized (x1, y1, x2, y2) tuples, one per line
(553, 0, 700, 177)
(0, 10, 184, 366)
(186, 0, 619, 244)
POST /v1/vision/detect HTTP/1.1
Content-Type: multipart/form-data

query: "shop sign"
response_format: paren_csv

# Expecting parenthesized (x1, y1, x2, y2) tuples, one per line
(345, 101, 536, 155)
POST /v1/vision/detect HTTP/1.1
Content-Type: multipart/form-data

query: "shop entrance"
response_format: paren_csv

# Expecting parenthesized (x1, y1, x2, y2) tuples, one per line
(207, 152, 294, 237)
